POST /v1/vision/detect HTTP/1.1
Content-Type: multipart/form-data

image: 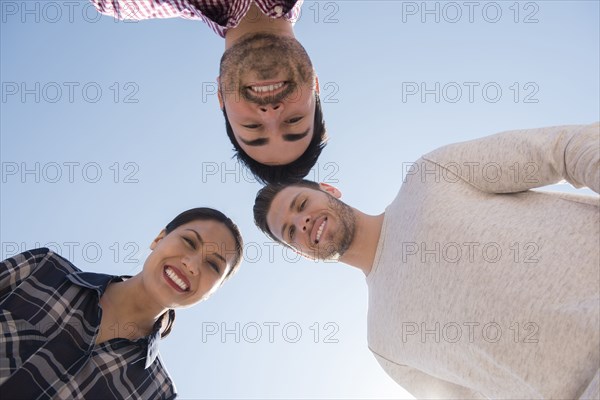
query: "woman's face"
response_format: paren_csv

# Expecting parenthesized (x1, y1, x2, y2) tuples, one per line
(142, 219, 238, 309)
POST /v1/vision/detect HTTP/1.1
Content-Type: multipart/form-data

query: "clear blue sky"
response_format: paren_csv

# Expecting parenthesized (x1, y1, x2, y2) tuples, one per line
(1, 1, 598, 398)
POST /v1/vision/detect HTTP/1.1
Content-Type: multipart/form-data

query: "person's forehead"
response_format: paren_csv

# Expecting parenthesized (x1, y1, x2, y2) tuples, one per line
(267, 186, 296, 225)
(275, 185, 302, 206)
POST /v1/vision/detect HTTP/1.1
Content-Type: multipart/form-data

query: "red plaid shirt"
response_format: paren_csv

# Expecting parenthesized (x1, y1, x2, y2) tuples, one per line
(91, 0, 303, 37)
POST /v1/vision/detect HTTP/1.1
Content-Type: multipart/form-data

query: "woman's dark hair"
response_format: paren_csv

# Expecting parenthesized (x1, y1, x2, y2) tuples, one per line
(223, 95, 327, 184)
(159, 309, 176, 339)
(160, 207, 244, 338)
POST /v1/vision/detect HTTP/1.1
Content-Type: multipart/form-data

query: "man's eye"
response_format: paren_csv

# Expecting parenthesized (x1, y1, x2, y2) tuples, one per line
(286, 117, 302, 124)
(243, 124, 260, 129)
(299, 199, 307, 211)
(289, 226, 296, 241)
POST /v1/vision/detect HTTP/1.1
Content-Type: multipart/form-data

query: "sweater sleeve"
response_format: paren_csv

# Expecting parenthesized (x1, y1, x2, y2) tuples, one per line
(579, 369, 599, 400)
(373, 354, 487, 399)
(422, 122, 599, 194)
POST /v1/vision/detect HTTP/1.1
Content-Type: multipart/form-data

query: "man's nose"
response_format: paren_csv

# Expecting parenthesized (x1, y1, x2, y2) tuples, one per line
(259, 102, 283, 114)
(295, 214, 311, 233)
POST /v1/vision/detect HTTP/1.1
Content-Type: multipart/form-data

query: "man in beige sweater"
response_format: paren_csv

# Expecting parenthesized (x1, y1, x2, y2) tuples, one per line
(253, 123, 599, 399)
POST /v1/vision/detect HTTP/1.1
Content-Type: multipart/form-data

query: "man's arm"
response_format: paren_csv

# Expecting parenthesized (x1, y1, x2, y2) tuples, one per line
(422, 122, 599, 194)
(373, 354, 486, 399)
(579, 370, 599, 400)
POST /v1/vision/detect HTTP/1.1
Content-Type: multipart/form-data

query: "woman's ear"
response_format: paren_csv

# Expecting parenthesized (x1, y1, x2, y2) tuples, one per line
(319, 182, 342, 199)
(150, 229, 167, 250)
(315, 74, 320, 94)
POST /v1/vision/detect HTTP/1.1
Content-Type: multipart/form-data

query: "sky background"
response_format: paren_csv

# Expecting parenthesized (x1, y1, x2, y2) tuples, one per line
(1, 1, 599, 398)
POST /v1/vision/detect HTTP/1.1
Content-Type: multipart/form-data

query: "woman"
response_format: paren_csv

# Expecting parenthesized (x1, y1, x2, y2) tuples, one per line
(0, 208, 243, 399)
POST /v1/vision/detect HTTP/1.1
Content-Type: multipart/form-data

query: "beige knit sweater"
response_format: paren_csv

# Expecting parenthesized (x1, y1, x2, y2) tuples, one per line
(366, 123, 599, 399)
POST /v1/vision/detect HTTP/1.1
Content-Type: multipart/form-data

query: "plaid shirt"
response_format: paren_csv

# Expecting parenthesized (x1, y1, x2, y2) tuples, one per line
(0, 248, 176, 400)
(91, 0, 303, 37)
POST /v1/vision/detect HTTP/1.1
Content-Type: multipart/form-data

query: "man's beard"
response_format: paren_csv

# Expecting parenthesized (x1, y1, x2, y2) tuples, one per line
(219, 33, 314, 106)
(317, 195, 356, 261)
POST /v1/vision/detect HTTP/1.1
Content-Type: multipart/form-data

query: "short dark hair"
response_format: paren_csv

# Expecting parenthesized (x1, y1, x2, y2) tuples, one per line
(253, 180, 321, 244)
(159, 207, 244, 339)
(165, 207, 243, 278)
(223, 96, 327, 184)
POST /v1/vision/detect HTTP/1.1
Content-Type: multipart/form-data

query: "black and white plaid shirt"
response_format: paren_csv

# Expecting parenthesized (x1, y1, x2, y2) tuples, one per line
(91, 0, 303, 37)
(0, 248, 176, 399)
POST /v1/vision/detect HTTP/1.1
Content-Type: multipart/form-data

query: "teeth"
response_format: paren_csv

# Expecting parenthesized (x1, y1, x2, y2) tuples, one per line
(165, 267, 188, 291)
(250, 82, 284, 93)
(315, 220, 326, 243)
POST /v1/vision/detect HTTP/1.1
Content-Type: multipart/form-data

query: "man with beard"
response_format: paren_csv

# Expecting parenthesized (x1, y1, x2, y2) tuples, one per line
(253, 123, 600, 399)
(91, 0, 326, 183)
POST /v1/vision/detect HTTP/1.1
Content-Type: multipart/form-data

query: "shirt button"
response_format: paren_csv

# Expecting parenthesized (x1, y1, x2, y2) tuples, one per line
(274, 6, 283, 16)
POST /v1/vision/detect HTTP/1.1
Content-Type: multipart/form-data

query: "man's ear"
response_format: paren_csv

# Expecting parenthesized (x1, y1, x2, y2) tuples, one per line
(319, 182, 341, 198)
(315, 74, 320, 94)
(216, 77, 224, 110)
(150, 229, 167, 250)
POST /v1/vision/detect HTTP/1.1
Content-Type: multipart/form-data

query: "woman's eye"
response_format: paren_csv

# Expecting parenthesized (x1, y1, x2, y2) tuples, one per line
(184, 237, 196, 249)
(209, 262, 220, 274)
(287, 117, 302, 124)
(289, 226, 296, 241)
